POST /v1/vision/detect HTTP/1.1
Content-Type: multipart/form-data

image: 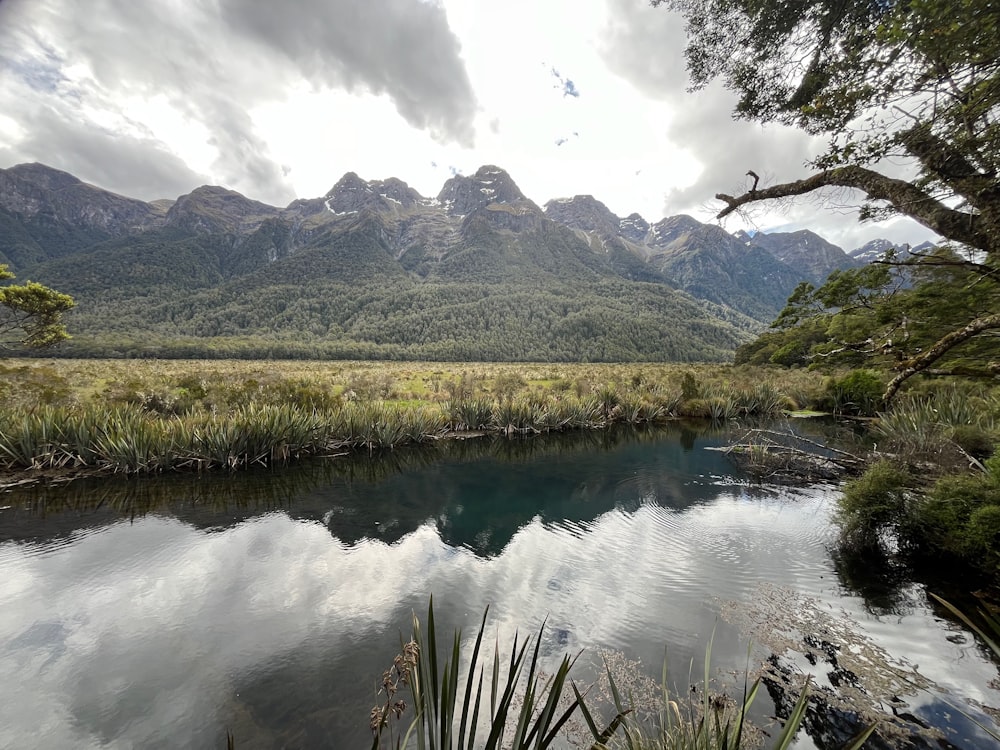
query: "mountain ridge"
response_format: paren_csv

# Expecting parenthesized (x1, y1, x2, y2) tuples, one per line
(0, 162, 880, 361)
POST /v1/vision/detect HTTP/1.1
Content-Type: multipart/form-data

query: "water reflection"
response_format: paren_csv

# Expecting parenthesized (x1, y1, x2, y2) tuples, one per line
(2, 423, 750, 554)
(0, 421, 996, 749)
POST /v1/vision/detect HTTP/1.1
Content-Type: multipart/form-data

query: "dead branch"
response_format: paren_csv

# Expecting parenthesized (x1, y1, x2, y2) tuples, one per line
(740, 428, 866, 463)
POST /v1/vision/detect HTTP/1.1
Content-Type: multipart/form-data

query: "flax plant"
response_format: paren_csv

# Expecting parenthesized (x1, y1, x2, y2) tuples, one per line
(442, 398, 494, 431)
(401, 407, 448, 443)
(0, 406, 64, 469)
(491, 399, 544, 435)
(705, 397, 739, 423)
(371, 600, 627, 750)
(876, 385, 999, 461)
(93, 405, 175, 473)
(731, 383, 785, 417)
(564, 397, 605, 429)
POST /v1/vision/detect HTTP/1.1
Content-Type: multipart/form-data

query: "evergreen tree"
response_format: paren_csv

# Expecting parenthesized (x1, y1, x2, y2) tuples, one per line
(0, 264, 74, 349)
(656, 0, 1000, 397)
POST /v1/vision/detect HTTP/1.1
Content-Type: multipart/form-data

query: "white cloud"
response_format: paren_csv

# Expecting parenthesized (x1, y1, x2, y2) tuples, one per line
(0, 0, 938, 249)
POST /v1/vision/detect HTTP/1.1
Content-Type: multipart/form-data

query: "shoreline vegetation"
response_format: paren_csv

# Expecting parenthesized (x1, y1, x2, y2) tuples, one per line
(5, 357, 1000, 584)
(0, 358, 823, 483)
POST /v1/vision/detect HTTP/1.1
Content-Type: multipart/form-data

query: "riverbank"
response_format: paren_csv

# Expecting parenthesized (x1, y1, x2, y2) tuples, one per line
(0, 358, 829, 482)
(6, 357, 999, 586)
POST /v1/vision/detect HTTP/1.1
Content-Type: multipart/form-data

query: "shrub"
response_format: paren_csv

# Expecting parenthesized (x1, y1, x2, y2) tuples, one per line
(550, 378, 572, 393)
(679, 371, 700, 401)
(912, 461, 1000, 572)
(174, 374, 208, 400)
(345, 371, 397, 401)
(493, 372, 527, 402)
(769, 340, 807, 367)
(964, 505, 1000, 572)
(677, 398, 714, 419)
(836, 461, 912, 549)
(824, 369, 884, 416)
(446, 371, 479, 401)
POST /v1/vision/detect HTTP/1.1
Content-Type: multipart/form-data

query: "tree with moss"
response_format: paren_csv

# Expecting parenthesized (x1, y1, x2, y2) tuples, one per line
(0, 264, 75, 349)
(656, 0, 1000, 400)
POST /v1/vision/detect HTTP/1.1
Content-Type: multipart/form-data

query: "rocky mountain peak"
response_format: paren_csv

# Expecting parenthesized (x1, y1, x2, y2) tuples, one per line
(323, 172, 370, 212)
(370, 177, 423, 207)
(746, 229, 859, 285)
(543, 195, 620, 236)
(323, 172, 423, 213)
(849, 238, 903, 263)
(648, 214, 704, 248)
(165, 185, 279, 234)
(619, 213, 650, 243)
(325, 171, 366, 196)
(0, 162, 161, 237)
(436, 165, 530, 216)
(6, 162, 84, 192)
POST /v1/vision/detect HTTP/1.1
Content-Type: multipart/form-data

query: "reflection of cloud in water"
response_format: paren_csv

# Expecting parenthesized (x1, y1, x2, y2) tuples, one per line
(1, 516, 455, 747)
(0, 485, 995, 747)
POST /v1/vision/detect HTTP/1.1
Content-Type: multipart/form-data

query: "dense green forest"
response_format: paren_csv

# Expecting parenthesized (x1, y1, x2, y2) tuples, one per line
(47, 278, 749, 361)
(5, 210, 762, 361)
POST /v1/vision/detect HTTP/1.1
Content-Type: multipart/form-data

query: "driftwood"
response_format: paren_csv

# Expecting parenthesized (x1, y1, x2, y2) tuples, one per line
(720, 428, 867, 482)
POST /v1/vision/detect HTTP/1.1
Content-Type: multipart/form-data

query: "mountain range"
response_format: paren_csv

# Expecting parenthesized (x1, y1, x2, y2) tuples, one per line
(0, 162, 885, 361)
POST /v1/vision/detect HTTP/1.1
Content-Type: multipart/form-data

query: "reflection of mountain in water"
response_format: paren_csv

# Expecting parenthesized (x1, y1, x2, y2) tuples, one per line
(0, 421, 838, 557)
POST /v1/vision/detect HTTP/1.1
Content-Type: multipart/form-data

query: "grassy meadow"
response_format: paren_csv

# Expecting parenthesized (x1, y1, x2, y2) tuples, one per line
(0, 358, 832, 476)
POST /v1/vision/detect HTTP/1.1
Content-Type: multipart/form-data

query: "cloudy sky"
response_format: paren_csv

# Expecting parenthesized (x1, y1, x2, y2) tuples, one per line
(0, 0, 934, 250)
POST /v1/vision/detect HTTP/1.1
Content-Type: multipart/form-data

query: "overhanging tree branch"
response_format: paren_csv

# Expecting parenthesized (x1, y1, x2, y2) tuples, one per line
(882, 313, 1000, 402)
(716, 165, 993, 253)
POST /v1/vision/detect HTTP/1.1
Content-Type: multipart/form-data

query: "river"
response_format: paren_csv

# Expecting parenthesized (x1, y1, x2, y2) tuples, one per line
(0, 422, 997, 748)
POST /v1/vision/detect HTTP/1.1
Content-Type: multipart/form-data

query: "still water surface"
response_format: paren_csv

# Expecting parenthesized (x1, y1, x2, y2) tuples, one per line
(0, 424, 997, 748)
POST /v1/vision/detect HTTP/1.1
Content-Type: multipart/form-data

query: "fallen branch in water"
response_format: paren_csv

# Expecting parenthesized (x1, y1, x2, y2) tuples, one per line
(718, 428, 867, 482)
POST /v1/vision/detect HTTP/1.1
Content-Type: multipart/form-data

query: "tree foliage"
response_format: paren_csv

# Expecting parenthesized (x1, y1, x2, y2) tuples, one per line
(737, 246, 1000, 400)
(0, 264, 75, 349)
(43, 277, 747, 362)
(656, 0, 1000, 397)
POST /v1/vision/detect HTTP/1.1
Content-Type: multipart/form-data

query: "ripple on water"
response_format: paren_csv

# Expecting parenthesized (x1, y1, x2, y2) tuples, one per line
(619, 489, 837, 598)
(3, 433, 992, 749)
(1, 523, 108, 562)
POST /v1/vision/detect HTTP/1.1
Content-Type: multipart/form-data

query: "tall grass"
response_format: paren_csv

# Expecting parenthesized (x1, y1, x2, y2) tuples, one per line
(875, 384, 999, 462)
(443, 398, 494, 431)
(0, 403, 334, 473)
(0, 382, 809, 476)
(0, 358, 849, 477)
